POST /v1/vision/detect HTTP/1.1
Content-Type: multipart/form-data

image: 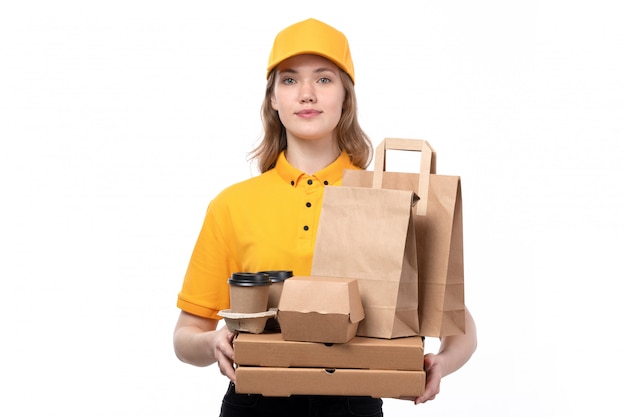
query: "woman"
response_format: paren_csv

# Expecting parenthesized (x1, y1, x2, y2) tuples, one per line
(173, 18, 477, 416)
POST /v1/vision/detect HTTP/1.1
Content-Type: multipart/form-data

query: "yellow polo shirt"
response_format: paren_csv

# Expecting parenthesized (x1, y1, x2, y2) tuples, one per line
(177, 150, 360, 319)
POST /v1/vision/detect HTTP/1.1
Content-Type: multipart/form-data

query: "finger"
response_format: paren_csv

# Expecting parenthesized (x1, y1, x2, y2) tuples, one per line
(215, 329, 235, 359)
(413, 393, 437, 405)
(215, 333, 236, 381)
(422, 353, 435, 370)
(216, 351, 236, 381)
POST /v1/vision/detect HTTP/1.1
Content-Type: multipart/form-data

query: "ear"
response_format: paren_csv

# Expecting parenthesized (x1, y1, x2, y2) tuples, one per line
(270, 95, 278, 111)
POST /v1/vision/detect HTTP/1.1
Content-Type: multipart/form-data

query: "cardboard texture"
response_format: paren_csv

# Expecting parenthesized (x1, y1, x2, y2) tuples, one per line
(267, 282, 284, 310)
(310, 183, 420, 339)
(218, 309, 277, 334)
(277, 276, 364, 344)
(342, 138, 466, 337)
(234, 332, 424, 370)
(228, 284, 270, 314)
(235, 367, 425, 398)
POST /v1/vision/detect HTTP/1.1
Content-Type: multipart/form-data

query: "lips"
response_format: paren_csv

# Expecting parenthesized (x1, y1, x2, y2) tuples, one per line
(296, 109, 321, 117)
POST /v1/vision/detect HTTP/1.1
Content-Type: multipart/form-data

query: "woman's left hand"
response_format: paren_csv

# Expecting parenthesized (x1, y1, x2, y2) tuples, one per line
(413, 353, 442, 404)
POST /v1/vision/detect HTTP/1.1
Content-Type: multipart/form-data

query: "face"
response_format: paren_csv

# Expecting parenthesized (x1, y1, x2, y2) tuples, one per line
(271, 54, 345, 145)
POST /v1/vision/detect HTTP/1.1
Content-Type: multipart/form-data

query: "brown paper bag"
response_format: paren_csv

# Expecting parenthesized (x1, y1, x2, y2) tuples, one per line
(342, 138, 466, 337)
(311, 185, 420, 339)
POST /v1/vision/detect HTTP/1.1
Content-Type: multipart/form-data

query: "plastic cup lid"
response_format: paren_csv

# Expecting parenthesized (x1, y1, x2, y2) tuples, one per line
(258, 270, 294, 283)
(228, 272, 271, 287)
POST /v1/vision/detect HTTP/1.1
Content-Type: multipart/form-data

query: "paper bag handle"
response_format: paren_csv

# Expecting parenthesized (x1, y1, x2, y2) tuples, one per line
(373, 138, 436, 215)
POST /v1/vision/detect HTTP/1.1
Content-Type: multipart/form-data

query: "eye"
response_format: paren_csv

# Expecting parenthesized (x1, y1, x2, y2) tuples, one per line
(281, 77, 296, 85)
(318, 77, 331, 84)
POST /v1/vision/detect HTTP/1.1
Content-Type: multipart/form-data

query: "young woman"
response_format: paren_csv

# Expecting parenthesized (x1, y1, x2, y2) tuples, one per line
(173, 18, 477, 417)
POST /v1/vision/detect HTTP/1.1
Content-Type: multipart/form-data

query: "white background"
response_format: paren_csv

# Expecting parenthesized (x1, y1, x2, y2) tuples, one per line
(1, 1, 624, 416)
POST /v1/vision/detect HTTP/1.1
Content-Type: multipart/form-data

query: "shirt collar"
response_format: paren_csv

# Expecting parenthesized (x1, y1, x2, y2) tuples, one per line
(275, 150, 356, 186)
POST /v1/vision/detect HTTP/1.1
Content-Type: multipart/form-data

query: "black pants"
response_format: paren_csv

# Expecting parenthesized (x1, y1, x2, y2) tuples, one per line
(220, 383, 383, 417)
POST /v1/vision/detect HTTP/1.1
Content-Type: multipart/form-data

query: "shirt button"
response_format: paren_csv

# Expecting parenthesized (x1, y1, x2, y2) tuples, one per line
(303, 225, 309, 231)
(323, 180, 329, 185)
(290, 180, 295, 186)
(306, 202, 311, 208)
(307, 179, 313, 185)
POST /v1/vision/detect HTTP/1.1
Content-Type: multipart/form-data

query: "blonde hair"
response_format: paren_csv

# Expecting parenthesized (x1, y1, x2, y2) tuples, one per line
(249, 70, 372, 173)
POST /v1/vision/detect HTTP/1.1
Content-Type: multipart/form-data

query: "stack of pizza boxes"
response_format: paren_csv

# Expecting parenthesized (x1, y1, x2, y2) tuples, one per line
(231, 276, 425, 398)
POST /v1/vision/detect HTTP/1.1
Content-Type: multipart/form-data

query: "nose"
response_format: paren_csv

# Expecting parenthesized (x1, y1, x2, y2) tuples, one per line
(299, 82, 316, 103)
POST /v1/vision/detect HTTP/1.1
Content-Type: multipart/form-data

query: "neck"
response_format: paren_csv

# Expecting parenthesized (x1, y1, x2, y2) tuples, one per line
(284, 138, 341, 175)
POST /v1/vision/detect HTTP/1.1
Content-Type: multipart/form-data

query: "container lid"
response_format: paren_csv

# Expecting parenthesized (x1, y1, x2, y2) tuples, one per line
(228, 272, 271, 287)
(258, 270, 294, 283)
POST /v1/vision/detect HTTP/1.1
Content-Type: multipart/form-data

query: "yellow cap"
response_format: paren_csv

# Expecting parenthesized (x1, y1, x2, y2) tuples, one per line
(266, 18, 355, 83)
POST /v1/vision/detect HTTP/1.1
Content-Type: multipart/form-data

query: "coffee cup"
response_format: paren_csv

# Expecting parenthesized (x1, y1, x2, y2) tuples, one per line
(259, 270, 293, 331)
(228, 272, 271, 314)
(260, 270, 294, 309)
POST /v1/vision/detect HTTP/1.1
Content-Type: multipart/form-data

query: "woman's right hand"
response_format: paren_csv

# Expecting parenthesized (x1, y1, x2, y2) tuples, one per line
(173, 311, 236, 381)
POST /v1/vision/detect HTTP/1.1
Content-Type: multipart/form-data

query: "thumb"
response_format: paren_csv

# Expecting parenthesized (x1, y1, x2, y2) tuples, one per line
(423, 353, 435, 371)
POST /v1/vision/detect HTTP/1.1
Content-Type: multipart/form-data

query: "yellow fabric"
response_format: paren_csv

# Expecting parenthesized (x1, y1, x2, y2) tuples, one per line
(177, 150, 360, 319)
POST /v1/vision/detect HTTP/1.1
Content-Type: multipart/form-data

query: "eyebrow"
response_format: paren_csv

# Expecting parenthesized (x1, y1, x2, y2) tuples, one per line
(279, 67, 338, 76)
